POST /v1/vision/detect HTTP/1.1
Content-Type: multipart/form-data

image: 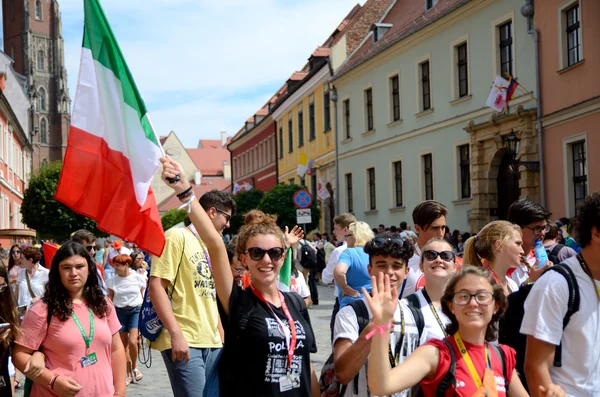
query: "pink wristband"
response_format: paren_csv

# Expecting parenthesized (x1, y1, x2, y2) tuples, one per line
(365, 323, 393, 340)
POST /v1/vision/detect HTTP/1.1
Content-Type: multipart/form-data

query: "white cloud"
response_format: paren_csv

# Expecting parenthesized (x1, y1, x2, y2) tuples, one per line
(60, 0, 363, 147)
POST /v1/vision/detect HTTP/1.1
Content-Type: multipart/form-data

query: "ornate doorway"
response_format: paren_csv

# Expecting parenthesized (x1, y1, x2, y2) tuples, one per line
(496, 152, 520, 220)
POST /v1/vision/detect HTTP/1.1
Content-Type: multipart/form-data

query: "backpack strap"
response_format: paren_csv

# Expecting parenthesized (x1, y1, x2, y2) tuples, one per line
(488, 343, 508, 387)
(437, 338, 456, 397)
(348, 300, 370, 394)
(545, 263, 580, 367)
(404, 295, 425, 341)
(550, 244, 563, 258)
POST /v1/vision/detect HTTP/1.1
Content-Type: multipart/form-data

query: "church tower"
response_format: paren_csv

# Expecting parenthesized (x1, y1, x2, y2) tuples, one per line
(3, 0, 71, 170)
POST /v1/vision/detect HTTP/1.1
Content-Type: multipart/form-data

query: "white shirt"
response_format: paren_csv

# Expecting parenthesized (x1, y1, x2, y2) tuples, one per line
(106, 271, 146, 308)
(290, 271, 311, 299)
(521, 255, 600, 396)
(333, 297, 423, 397)
(404, 289, 451, 342)
(402, 244, 424, 299)
(17, 266, 49, 307)
(322, 242, 347, 298)
(510, 252, 535, 286)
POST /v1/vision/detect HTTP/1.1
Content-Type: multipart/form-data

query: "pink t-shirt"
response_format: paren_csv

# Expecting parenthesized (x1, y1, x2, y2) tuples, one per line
(16, 299, 121, 397)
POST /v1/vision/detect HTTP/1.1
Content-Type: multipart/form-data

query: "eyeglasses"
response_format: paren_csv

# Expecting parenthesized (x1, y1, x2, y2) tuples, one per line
(344, 234, 354, 238)
(215, 208, 231, 223)
(11, 250, 20, 255)
(423, 250, 455, 262)
(372, 237, 405, 245)
(85, 245, 95, 252)
(522, 224, 550, 235)
(232, 268, 247, 275)
(245, 247, 285, 261)
(452, 291, 494, 306)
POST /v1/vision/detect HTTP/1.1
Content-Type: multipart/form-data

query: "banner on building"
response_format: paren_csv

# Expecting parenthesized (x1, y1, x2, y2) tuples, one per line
(317, 179, 330, 201)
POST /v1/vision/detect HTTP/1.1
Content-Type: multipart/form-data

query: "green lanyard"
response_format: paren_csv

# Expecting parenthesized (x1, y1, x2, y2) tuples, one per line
(71, 308, 94, 353)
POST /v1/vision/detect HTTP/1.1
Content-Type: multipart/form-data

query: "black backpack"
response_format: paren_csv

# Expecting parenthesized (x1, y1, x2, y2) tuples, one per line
(299, 241, 318, 269)
(545, 244, 564, 265)
(316, 247, 326, 271)
(498, 263, 580, 391)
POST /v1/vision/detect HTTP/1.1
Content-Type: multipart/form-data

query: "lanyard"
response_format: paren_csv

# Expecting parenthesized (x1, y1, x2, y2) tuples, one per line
(422, 288, 447, 337)
(71, 308, 94, 353)
(578, 253, 600, 300)
(388, 306, 405, 368)
(453, 333, 489, 389)
(188, 225, 213, 274)
(250, 285, 297, 369)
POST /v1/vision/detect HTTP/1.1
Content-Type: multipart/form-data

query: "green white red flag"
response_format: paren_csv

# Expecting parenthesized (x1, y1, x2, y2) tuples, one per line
(55, 0, 165, 256)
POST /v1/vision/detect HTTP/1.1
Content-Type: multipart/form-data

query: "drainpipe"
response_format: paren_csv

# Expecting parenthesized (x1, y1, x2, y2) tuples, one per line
(330, 85, 339, 213)
(521, 0, 546, 207)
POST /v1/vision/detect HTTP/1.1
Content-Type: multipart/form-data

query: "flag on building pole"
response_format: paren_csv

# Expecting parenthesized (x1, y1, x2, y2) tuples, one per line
(54, 0, 165, 256)
(505, 74, 520, 102)
(485, 75, 510, 112)
(243, 182, 253, 191)
(305, 159, 315, 176)
(317, 178, 330, 200)
(232, 182, 242, 195)
(297, 153, 309, 178)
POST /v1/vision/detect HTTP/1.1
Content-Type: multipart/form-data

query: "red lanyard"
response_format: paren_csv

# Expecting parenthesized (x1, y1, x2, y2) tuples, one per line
(250, 285, 297, 368)
(483, 260, 501, 284)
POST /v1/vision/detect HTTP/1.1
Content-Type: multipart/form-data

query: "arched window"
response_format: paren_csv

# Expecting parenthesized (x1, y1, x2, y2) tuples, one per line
(37, 87, 46, 111)
(40, 118, 48, 144)
(37, 51, 44, 71)
(35, 0, 42, 20)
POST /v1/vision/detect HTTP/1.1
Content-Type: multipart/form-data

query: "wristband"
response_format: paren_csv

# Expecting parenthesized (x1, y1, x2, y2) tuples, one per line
(49, 374, 58, 389)
(114, 392, 126, 396)
(365, 323, 393, 340)
(176, 186, 193, 198)
(178, 194, 196, 213)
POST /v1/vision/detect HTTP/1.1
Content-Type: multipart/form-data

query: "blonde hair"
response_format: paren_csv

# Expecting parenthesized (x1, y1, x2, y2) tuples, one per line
(349, 221, 375, 247)
(235, 210, 287, 257)
(463, 221, 521, 269)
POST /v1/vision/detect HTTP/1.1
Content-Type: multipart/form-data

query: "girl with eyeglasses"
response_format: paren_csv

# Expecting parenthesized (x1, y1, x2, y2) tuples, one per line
(15, 246, 49, 310)
(405, 238, 457, 342)
(365, 266, 566, 397)
(463, 221, 526, 295)
(160, 157, 319, 397)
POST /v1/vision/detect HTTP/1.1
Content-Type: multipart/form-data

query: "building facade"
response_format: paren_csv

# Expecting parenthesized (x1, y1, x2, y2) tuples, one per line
(3, 0, 71, 171)
(534, 0, 599, 218)
(331, 0, 539, 233)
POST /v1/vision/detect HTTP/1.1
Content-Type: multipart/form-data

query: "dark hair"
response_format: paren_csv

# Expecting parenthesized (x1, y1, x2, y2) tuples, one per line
(379, 224, 385, 228)
(199, 190, 236, 215)
(544, 220, 560, 241)
(572, 192, 600, 248)
(43, 241, 109, 321)
(371, 228, 378, 235)
(364, 233, 414, 266)
(0, 264, 22, 347)
(441, 266, 506, 342)
(314, 232, 322, 239)
(333, 213, 356, 229)
(412, 200, 448, 229)
(390, 225, 398, 233)
(400, 221, 408, 231)
(22, 246, 42, 264)
(71, 229, 96, 244)
(507, 199, 551, 227)
(8, 244, 20, 272)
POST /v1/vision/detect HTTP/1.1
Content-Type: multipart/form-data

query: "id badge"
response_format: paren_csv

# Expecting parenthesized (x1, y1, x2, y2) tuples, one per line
(279, 375, 293, 392)
(81, 352, 98, 368)
(289, 373, 300, 389)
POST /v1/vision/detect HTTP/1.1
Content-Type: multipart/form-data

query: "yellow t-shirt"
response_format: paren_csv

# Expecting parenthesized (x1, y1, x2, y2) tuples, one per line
(150, 227, 222, 351)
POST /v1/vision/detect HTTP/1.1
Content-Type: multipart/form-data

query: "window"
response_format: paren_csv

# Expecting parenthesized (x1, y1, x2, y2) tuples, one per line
(323, 91, 331, 131)
(298, 110, 304, 147)
(35, 0, 42, 20)
(37, 87, 46, 111)
(420, 61, 431, 111)
(423, 154, 434, 200)
(426, 0, 439, 10)
(37, 51, 44, 71)
(288, 118, 293, 153)
(289, 178, 295, 185)
(572, 141, 587, 208)
(566, 4, 581, 66)
(364, 88, 374, 132)
(311, 174, 317, 197)
(456, 43, 468, 98)
(393, 161, 403, 207)
(345, 173, 353, 213)
(343, 99, 351, 139)
(499, 21, 513, 77)
(308, 103, 316, 141)
(40, 118, 48, 144)
(458, 144, 471, 198)
(367, 168, 376, 210)
(390, 75, 400, 122)
(279, 127, 283, 159)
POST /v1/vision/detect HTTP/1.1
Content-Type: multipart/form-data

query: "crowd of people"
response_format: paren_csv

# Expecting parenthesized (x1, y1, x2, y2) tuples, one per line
(0, 155, 597, 397)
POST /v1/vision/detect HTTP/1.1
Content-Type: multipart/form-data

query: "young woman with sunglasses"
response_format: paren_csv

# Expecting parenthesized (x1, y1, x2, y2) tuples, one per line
(8, 244, 22, 294)
(15, 246, 49, 309)
(365, 266, 566, 397)
(463, 221, 525, 295)
(160, 157, 319, 397)
(406, 238, 457, 342)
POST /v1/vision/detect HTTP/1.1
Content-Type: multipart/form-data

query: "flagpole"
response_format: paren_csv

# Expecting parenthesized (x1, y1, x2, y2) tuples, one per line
(145, 114, 166, 157)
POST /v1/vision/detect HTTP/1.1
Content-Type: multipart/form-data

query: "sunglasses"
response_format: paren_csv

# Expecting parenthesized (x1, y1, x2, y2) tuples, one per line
(422, 250, 455, 262)
(85, 245, 95, 252)
(372, 237, 405, 245)
(215, 208, 231, 223)
(245, 247, 285, 261)
(344, 234, 354, 238)
(11, 250, 20, 255)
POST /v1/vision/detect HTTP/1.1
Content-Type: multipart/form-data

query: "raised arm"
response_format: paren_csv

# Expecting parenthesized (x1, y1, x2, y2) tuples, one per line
(160, 157, 234, 313)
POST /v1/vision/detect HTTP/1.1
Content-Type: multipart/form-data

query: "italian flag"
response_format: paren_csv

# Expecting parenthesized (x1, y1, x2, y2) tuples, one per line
(55, 0, 165, 256)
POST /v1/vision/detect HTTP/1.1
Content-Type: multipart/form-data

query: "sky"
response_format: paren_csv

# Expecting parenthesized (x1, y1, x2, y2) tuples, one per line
(51, 0, 363, 148)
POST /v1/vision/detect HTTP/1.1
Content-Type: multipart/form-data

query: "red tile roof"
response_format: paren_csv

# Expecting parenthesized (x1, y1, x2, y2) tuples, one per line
(256, 107, 269, 116)
(289, 71, 309, 81)
(333, 0, 469, 79)
(187, 147, 230, 176)
(312, 47, 330, 57)
(159, 179, 232, 212)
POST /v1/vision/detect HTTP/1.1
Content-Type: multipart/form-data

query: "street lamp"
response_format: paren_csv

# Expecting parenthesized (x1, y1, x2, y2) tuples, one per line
(504, 129, 540, 172)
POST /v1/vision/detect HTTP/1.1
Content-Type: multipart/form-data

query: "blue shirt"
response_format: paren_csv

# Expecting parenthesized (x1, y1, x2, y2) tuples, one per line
(337, 246, 372, 308)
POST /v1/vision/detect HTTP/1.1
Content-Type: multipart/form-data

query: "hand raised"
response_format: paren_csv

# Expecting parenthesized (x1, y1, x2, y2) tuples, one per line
(363, 273, 398, 326)
(160, 157, 189, 195)
(284, 225, 304, 247)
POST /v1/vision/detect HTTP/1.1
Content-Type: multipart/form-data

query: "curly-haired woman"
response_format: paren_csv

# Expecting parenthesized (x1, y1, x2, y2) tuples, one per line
(12, 241, 127, 397)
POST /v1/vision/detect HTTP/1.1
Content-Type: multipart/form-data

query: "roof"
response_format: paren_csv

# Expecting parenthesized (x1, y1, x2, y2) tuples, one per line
(159, 179, 232, 212)
(289, 71, 309, 81)
(331, 3, 363, 45)
(333, 0, 470, 80)
(197, 139, 227, 149)
(159, 136, 168, 145)
(187, 147, 230, 176)
(312, 47, 330, 58)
